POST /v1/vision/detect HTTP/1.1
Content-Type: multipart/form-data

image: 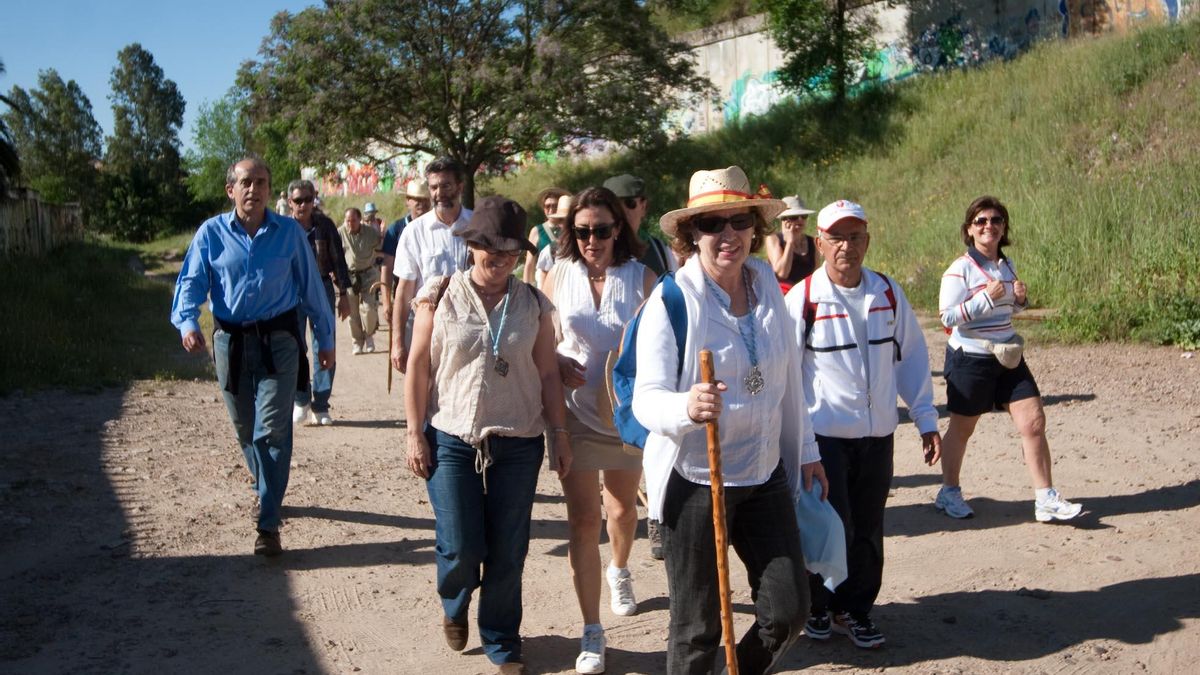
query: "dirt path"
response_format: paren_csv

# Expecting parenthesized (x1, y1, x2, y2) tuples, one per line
(1, 319, 1198, 674)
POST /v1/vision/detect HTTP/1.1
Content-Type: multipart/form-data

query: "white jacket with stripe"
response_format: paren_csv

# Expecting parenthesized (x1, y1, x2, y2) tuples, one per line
(785, 266, 939, 439)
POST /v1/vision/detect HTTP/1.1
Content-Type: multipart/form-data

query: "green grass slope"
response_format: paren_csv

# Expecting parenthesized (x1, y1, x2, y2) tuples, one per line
(486, 20, 1200, 346)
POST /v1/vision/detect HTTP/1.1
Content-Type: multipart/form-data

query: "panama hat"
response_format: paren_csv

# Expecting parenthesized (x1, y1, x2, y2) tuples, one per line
(405, 178, 431, 200)
(659, 166, 786, 236)
(778, 196, 816, 218)
(548, 194, 574, 223)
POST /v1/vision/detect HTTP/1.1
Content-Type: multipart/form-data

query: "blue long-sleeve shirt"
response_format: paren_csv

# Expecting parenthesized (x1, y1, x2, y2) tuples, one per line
(171, 209, 336, 352)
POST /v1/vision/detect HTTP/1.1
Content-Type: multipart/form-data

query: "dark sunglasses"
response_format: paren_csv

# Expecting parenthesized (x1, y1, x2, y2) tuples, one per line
(573, 224, 615, 241)
(694, 212, 757, 234)
(972, 215, 1006, 226)
(622, 197, 641, 210)
(290, 196, 315, 205)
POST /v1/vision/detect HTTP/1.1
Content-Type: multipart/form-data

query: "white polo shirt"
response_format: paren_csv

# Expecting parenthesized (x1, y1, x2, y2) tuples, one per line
(393, 207, 473, 291)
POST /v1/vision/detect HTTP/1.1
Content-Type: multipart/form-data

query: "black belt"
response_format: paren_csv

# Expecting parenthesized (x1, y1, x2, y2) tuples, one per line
(214, 307, 308, 396)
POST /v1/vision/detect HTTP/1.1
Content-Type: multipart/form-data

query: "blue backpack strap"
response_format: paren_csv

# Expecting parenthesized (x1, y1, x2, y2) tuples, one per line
(659, 273, 687, 376)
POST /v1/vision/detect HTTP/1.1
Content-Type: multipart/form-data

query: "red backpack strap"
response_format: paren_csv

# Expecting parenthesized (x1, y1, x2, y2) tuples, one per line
(876, 271, 902, 360)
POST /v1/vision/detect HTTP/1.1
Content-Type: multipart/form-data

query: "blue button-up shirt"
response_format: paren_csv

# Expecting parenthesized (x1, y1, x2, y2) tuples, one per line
(171, 209, 336, 352)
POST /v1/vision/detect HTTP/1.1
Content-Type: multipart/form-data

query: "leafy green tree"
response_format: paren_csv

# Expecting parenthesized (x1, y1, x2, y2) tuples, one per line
(101, 43, 188, 241)
(0, 60, 21, 202)
(238, 0, 713, 204)
(184, 90, 252, 208)
(762, 0, 879, 105)
(3, 69, 104, 218)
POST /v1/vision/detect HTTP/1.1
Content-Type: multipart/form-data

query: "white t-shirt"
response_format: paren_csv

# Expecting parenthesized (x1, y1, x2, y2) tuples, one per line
(393, 207, 473, 291)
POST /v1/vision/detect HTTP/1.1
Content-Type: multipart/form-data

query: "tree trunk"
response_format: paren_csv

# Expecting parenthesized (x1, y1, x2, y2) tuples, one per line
(462, 168, 476, 210)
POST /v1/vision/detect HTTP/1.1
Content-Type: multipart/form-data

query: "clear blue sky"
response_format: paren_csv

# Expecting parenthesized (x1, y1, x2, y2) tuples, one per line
(1, 0, 317, 152)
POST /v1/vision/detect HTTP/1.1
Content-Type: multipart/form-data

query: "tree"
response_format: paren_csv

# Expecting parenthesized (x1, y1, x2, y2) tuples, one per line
(101, 43, 188, 241)
(238, 0, 713, 204)
(184, 89, 252, 207)
(0, 60, 20, 202)
(3, 69, 104, 218)
(762, 0, 879, 105)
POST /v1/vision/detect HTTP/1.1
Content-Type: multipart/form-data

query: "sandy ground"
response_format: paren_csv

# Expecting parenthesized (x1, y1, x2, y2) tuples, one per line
(1, 316, 1198, 675)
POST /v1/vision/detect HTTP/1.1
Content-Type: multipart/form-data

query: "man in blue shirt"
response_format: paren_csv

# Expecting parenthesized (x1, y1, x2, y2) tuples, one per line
(171, 157, 336, 557)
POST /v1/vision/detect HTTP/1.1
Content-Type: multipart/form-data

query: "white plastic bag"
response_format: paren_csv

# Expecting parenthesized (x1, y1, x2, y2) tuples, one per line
(795, 482, 847, 592)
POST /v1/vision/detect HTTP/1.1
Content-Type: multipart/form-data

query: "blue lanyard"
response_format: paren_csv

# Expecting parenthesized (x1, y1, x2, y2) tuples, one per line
(488, 277, 513, 359)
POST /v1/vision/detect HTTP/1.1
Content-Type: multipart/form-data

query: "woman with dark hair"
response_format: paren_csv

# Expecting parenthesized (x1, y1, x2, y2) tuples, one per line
(935, 195, 1082, 522)
(635, 167, 827, 674)
(542, 186, 655, 674)
(405, 196, 572, 675)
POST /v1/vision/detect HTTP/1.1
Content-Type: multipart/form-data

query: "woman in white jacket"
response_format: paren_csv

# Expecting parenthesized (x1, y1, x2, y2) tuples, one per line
(631, 167, 827, 675)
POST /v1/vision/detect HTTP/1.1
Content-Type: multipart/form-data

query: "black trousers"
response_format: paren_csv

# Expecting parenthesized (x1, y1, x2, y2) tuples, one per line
(808, 434, 894, 619)
(662, 464, 808, 675)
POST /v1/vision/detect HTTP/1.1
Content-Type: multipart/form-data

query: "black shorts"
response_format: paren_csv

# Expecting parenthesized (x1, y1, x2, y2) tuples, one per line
(944, 345, 1040, 417)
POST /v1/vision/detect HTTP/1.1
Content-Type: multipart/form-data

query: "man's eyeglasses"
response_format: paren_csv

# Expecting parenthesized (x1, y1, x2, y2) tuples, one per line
(821, 232, 868, 248)
(694, 213, 757, 234)
(573, 224, 615, 241)
(972, 216, 1006, 226)
(290, 196, 315, 205)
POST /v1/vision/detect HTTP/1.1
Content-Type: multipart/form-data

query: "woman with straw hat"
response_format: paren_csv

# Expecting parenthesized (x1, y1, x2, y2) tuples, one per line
(765, 195, 820, 292)
(405, 196, 572, 675)
(631, 166, 828, 674)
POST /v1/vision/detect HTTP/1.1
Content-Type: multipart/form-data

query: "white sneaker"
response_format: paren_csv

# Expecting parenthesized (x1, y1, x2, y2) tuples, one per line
(575, 625, 606, 674)
(311, 410, 332, 426)
(934, 486, 975, 519)
(364, 336, 376, 353)
(352, 343, 364, 355)
(292, 404, 310, 425)
(606, 566, 637, 616)
(1035, 489, 1082, 522)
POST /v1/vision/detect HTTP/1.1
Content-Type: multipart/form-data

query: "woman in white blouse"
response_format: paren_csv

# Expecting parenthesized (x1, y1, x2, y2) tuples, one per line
(542, 187, 656, 674)
(405, 196, 571, 675)
(631, 167, 827, 675)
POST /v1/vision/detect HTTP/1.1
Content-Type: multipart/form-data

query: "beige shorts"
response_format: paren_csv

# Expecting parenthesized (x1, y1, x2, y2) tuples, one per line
(565, 410, 643, 472)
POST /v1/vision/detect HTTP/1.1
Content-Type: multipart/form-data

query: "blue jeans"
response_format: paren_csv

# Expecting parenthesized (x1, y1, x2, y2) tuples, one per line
(214, 328, 299, 532)
(424, 427, 544, 665)
(294, 279, 336, 413)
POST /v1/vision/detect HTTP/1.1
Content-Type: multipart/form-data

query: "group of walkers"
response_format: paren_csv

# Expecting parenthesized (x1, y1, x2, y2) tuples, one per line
(171, 156, 1082, 675)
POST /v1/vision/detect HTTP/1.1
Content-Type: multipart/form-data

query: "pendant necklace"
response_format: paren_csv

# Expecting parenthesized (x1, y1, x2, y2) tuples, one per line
(486, 277, 513, 376)
(704, 269, 764, 395)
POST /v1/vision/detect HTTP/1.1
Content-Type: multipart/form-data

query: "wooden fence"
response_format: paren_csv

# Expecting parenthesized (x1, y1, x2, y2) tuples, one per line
(0, 189, 83, 258)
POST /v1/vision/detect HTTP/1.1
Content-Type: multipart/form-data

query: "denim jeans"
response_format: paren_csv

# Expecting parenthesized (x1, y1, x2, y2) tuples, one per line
(294, 278, 336, 413)
(213, 327, 300, 532)
(808, 434, 894, 620)
(424, 427, 544, 665)
(661, 464, 808, 675)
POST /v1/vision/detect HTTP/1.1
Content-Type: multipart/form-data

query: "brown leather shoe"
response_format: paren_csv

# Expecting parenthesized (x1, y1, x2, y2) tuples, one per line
(443, 616, 468, 651)
(496, 663, 526, 675)
(254, 529, 282, 557)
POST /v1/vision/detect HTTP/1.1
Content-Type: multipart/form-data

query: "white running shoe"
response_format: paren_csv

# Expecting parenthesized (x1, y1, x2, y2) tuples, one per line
(364, 336, 376, 353)
(311, 410, 333, 426)
(292, 404, 311, 425)
(607, 566, 637, 616)
(352, 343, 364, 355)
(575, 625, 606, 674)
(1035, 489, 1082, 522)
(934, 486, 975, 519)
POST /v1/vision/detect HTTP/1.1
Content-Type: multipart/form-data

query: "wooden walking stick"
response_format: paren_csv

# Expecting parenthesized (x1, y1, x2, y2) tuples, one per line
(699, 349, 739, 675)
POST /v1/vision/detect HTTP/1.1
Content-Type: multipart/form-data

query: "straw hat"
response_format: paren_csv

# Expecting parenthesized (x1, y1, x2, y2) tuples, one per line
(405, 178, 431, 200)
(548, 194, 574, 223)
(659, 166, 786, 236)
(778, 196, 816, 218)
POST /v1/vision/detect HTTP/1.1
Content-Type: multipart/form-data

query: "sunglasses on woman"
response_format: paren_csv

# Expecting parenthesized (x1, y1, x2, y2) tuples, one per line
(573, 224, 615, 240)
(972, 216, 1006, 226)
(290, 196, 315, 205)
(694, 212, 757, 234)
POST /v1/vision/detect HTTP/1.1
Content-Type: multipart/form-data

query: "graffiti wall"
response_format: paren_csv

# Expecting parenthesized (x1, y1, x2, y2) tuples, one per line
(677, 0, 1194, 133)
(303, 153, 431, 197)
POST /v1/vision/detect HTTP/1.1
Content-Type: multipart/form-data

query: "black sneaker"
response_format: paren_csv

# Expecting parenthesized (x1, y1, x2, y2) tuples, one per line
(647, 519, 664, 560)
(833, 612, 885, 648)
(804, 611, 832, 640)
(254, 529, 282, 557)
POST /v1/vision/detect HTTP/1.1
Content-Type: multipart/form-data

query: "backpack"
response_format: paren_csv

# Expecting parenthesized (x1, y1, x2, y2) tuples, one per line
(610, 273, 687, 449)
(802, 271, 900, 360)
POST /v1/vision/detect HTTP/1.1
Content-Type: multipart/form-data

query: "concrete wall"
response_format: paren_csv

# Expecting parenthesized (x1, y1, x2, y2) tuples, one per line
(676, 0, 1196, 133)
